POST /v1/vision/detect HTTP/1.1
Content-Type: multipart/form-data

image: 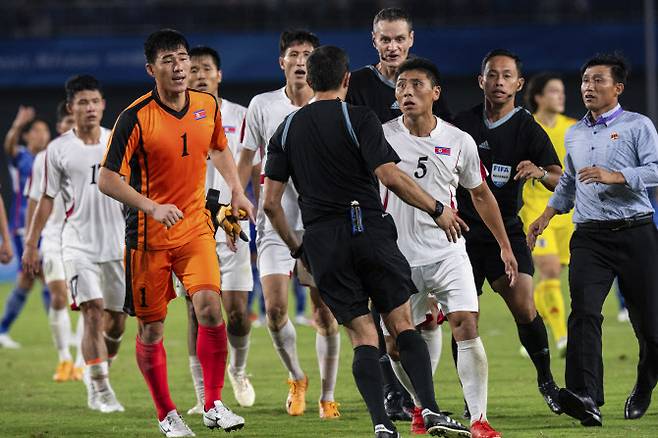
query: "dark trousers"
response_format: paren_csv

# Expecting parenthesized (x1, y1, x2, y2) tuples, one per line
(567, 222, 658, 406)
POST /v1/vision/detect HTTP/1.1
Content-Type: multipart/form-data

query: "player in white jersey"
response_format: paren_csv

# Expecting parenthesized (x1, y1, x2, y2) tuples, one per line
(23, 75, 126, 413)
(23, 101, 83, 382)
(174, 46, 256, 414)
(382, 59, 518, 438)
(236, 30, 341, 419)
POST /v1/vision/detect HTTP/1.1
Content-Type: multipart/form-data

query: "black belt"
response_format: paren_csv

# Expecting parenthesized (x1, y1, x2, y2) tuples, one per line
(577, 213, 654, 231)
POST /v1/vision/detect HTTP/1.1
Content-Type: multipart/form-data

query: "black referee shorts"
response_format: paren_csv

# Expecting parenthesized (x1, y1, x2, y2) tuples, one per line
(464, 220, 534, 295)
(302, 213, 415, 325)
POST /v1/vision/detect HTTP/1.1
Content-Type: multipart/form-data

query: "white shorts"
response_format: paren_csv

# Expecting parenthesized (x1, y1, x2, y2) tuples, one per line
(173, 240, 254, 297)
(256, 229, 316, 287)
(42, 251, 66, 284)
(64, 259, 125, 312)
(381, 254, 479, 336)
(256, 229, 298, 278)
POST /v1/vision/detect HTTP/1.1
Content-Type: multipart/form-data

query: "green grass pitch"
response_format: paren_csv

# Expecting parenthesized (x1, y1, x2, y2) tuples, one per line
(0, 276, 656, 437)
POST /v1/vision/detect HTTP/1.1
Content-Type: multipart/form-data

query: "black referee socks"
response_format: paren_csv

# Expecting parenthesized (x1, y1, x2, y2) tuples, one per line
(353, 345, 395, 430)
(396, 329, 442, 413)
(517, 314, 554, 383)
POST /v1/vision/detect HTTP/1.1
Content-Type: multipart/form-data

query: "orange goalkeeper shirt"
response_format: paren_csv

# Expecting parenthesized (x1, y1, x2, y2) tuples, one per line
(103, 88, 228, 250)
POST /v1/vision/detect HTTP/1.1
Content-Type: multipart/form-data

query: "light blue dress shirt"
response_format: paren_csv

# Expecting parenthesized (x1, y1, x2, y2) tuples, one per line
(548, 104, 658, 222)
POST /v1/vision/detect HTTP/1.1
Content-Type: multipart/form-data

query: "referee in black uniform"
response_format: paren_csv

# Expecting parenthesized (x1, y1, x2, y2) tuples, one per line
(345, 8, 450, 418)
(263, 45, 470, 438)
(453, 49, 564, 415)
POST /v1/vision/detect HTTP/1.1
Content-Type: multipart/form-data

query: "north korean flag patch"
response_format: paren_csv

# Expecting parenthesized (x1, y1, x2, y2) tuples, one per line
(194, 109, 207, 120)
(224, 126, 236, 134)
(435, 146, 451, 156)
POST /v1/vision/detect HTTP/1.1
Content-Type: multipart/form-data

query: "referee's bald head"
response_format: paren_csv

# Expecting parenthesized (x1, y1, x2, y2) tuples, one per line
(306, 45, 350, 92)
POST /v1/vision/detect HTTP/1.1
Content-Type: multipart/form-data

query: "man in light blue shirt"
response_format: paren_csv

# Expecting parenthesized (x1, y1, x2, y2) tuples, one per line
(528, 53, 658, 427)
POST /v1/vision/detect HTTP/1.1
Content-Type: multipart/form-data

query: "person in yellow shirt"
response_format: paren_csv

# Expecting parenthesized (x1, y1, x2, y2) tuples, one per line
(520, 73, 576, 357)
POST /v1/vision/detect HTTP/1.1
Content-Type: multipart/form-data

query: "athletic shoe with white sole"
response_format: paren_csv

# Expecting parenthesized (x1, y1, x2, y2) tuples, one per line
(228, 369, 255, 407)
(423, 409, 471, 437)
(203, 400, 245, 432)
(0, 333, 20, 349)
(187, 402, 204, 415)
(159, 410, 196, 437)
(97, 388, 125, 413)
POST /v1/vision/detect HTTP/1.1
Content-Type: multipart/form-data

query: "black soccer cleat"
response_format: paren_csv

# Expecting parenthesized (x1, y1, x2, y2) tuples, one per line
(374, 424, 400, 437)
(422, 408, 471, 437)
(385, 391, 412, 422)
(539, 379, 563, 414)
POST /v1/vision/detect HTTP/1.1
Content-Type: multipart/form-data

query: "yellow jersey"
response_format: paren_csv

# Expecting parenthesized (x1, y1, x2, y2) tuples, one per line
(521, 113, 577, 227)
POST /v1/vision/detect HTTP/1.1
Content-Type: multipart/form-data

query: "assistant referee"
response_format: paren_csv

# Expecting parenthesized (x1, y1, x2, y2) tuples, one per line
(263, 45, 470, 438)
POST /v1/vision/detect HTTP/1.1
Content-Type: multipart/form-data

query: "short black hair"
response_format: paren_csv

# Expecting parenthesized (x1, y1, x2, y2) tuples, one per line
(56, 100, 71, 123)
(306, 45, 349, 92)
(144, 28, 189, 64)
(396, 57, 441, 87)
(524, 72, 562, 113)
(373, 8, 413, 31)
(21, 118, 49, 138)
(279, 29, 320, 55)
(190, 46, 221, 70)
(481, 48, 523, 77)
(580, 52, 629, 85)
(65, 74, 103, 103)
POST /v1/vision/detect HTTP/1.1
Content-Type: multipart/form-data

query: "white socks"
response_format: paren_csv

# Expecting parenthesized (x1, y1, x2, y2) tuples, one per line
(228, 332, 250, 375)
(457, 337, 488, 424)
(390, 357, 421, 407)
(420, 325, 442, 374)
(49, 308, 72, 362)
(268, 319, 305, 380)
(74, 315, 85, 368)
(316, 332, 340, 401)
(189, 355, 205, 405)
(88, 361, 110, 393)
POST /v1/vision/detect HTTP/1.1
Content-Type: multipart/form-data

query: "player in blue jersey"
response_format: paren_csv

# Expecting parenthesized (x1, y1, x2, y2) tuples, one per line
(0, 106, 51, 348)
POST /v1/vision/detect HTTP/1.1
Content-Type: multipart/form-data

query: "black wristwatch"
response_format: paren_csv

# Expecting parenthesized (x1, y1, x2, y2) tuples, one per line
(290, 244, 304, 259)
(429, 200, 444, 219)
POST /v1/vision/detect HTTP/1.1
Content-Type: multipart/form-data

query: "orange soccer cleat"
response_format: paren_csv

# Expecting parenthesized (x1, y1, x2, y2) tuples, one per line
(53, 360, 73, 382)
(286, 375, 308, 416)
(319, 400, 341, 419)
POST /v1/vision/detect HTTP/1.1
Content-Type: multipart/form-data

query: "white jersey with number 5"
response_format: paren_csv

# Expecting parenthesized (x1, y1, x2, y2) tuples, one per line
(43, 128, 124, 262)
(242, 87, 303, 233)
(27, 149, 66, 255)
(382, 116, 484, 266)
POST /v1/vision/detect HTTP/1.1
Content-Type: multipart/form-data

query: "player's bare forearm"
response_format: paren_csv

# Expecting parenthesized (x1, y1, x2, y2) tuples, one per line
(24, 195, 54, 248)
(263, 178, 299, 251)
(469, 183, 512, 251)
(210, 148, 244, 196)
(375, 162, 435, 214)
(0, 197, 11, 243)
(237, 148, 258, 192)
(98, 168, 155, 215)
(539, 165, 562, 191)
(3, 126, 20, 157)
(24, 198, 37, 238)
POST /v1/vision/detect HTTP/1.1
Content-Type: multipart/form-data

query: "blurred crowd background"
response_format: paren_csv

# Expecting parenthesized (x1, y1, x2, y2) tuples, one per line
(0, 0, 655, 279)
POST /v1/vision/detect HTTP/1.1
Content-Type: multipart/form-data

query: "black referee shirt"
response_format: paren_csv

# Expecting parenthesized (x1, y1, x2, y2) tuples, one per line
(346, 64, 452, 123)
(454, 103, 560, 227)
(265, 99, 400, 227)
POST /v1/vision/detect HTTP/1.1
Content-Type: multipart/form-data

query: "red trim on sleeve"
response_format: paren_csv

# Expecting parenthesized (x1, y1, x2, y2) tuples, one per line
(239, 117, 246, 143)
(479, 161, 488, 181)
(382, 189, 390, 211)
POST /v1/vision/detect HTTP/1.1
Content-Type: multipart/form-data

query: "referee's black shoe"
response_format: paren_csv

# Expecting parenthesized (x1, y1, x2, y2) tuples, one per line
(558, 388, 602, 427)
(422, 408, 471, 437)
(624, 385, 652, 420)
(374, 424, 400, 437)
(384, 391, 412, 421)
(538, 379, 563, 414)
